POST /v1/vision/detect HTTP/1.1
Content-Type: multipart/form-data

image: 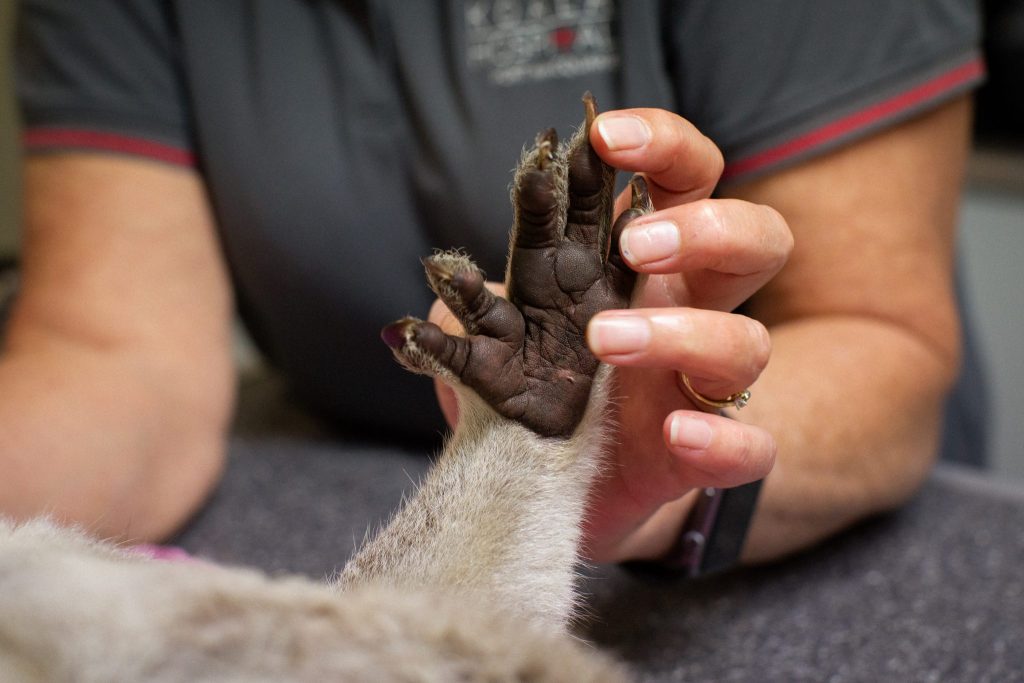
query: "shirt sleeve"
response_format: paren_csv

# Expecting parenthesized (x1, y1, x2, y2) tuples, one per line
(16, 0, 195, 166)
(665, 0, 984, 184)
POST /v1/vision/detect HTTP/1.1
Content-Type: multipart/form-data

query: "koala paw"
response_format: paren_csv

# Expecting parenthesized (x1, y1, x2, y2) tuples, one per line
(383, 93, 652, 438)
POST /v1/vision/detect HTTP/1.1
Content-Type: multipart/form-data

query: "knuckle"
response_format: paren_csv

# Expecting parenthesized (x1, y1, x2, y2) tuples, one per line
(702, 134, 725, 181)
(688, 199, 730, 267)
(732, 425, 775, 482)
(696, 198, 725, 231)
(759, 203, 795, 261)
(745, 318, 772, 373)
(729, 428, 758, 478)
(722, 315, 770, 380)
(658, 112, 722, 186)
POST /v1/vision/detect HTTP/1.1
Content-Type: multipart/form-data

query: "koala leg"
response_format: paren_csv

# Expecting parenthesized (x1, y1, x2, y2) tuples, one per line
(342, 95, 653, 632)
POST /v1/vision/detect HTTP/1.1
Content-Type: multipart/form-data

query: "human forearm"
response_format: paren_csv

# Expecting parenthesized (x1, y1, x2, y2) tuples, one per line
(0, 344, 230, 541)
(738, 314, 956, 562)
(1, 154, 237, 541)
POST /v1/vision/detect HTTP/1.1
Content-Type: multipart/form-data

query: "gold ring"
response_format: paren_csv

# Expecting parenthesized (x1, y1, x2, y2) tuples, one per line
(677, 373, 751, 410)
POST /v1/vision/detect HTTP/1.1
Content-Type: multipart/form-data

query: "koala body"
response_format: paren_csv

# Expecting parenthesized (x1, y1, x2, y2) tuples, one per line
(0, 95, 650, 682)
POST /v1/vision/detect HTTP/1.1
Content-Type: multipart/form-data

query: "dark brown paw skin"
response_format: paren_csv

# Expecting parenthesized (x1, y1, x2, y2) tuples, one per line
(384, 94, 651, 438)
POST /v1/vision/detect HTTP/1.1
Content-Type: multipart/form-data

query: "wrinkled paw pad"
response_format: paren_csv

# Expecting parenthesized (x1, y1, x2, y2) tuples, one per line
(380, 93, 643, 438)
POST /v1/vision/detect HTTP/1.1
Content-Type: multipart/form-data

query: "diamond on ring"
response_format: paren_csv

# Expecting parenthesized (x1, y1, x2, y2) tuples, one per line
(677, 373, 752, 411)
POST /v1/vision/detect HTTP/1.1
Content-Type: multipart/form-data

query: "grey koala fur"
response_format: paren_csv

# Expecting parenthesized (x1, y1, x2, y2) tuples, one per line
(0, 95, 650, 682)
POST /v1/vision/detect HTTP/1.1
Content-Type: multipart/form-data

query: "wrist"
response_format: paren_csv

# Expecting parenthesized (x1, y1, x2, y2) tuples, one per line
(653, 480, 765, 575)
(602, 490, 699, 563)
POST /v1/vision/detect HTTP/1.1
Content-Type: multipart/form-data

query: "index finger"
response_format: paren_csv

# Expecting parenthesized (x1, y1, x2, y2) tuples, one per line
(590, 108, 724, 205)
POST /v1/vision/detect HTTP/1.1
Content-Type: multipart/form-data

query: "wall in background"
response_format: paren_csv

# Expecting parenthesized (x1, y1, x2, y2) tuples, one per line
(1, 0, 19, 259)
(960, 184, 1024, 481)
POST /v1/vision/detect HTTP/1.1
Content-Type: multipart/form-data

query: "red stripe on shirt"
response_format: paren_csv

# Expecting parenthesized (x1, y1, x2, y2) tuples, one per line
(23, 128, 196, 167)
(722, 57, 985, 181)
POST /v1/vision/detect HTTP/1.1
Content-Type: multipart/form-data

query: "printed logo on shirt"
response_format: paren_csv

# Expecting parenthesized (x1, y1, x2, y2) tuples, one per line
(465, 0, 618, 86)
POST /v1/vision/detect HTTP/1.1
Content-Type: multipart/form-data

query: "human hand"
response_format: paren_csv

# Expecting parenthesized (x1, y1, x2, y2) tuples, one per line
(580, 108, 792, 562)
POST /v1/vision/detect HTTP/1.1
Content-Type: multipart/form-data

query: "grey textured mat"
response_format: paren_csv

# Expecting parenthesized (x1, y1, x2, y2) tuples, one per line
(583, 467, 1024, 682)
(173, 439, 1024, 682)
(174, 437, 432, 579)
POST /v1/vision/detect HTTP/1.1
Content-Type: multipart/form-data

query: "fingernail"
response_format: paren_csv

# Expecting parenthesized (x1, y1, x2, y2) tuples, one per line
(620, 221, 680, 264)
(588, 315, 652, 355)
(669, 415, 713, 450)
(596, 115, 651, 151)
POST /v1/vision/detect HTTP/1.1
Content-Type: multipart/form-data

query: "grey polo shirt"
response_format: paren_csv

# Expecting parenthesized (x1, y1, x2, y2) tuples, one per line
(16, 1, 983, 443)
